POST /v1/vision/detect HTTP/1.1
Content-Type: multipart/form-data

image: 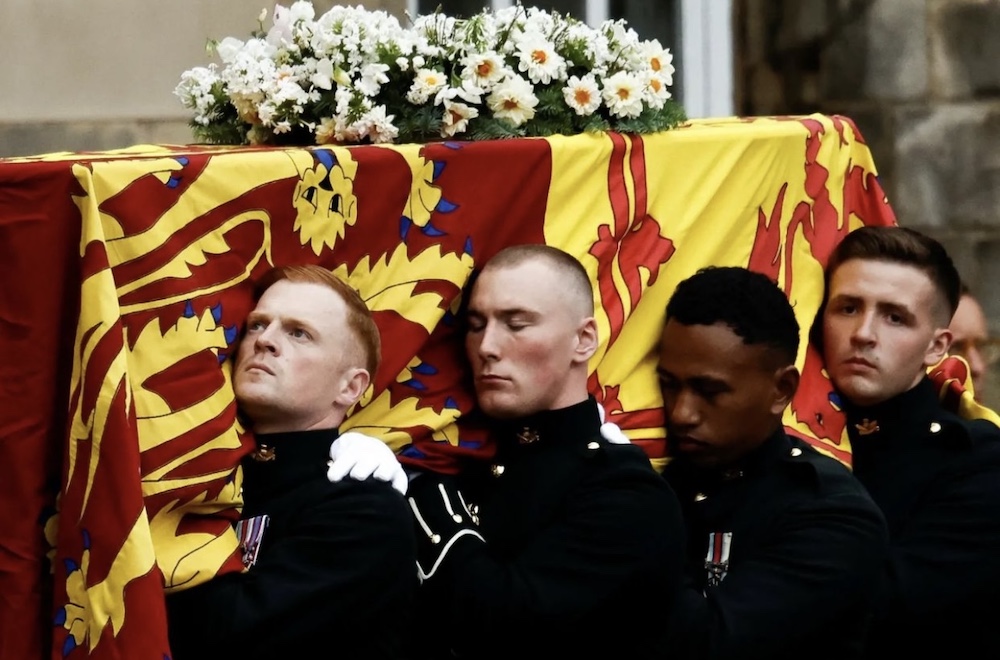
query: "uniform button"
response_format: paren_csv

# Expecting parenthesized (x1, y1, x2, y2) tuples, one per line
(790, 448, 803, 457)
(694, 493, 708, 502)
(587, 441, 600, 450)
(491, 464, 505, 477)
(930, 422, 942, 433)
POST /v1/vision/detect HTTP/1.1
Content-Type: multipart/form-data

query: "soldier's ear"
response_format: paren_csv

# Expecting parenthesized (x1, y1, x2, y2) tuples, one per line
(923, 327, 952, 368)
(572, 317, 598, 364)
(336, 367, 371, 408)
(770, 364, 800, 416)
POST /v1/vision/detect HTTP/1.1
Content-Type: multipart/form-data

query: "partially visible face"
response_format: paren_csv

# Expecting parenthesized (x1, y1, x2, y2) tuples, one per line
(657, 320, 792, 469)
(822, 259, 951, 408)
(950, 293, 989, 396)
(465, 261, 594, 419)
(234, 279, 363, 433)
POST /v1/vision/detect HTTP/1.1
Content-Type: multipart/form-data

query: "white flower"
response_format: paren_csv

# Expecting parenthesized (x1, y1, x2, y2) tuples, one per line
(644, 73, 672, 109)
(406, 68, 447, 104)
(461, 52, 506, 88)
(562, 75, 601, 116)
(215, 37, 245, 63)
(310, 57, 334, 90)
(601, 70, 644, 118)
(640, 40, 675, 86)
(515, 36, 566, 85)
(434, 79, 484, 107)
(487, 75, 538, 127)
(441, 100, 479, 138)
(357, 62, 390, 96)
(178, 3, 679, 145)
(357, 105, 399, 144)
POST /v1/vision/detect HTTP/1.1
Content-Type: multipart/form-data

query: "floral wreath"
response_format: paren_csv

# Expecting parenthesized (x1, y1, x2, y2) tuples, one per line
(175, 1, 686, 146)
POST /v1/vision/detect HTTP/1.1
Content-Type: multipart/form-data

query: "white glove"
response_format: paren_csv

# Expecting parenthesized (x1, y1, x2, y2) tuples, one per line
(327, 431, 408, 495)
(596, 402, 631, 445)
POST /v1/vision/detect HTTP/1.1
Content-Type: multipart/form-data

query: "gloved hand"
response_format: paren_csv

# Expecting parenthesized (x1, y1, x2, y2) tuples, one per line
(406, 474, 484, 582)
(327, 431, 409, 495)
(597, 402, 631, 444)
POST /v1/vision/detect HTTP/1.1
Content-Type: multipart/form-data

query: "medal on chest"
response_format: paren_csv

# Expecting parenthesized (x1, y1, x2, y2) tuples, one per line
(704, 531, 732, 589)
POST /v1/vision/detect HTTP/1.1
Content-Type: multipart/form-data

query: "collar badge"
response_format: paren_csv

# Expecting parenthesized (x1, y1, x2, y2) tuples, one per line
(251, 444, 276, 462)
(516, 427, 540, 445)
(855, 418, 880, 436)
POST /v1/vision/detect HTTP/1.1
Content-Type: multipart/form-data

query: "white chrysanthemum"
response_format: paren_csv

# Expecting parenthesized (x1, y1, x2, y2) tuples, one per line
(644, 73, 672, 109)
(640, 40, 675, 86)
(462, 53, 506, 88)
(601, 70, 644, 118)
(406, 68, 448, 104)
(486, 75, 538, 126)
(515, 36, 567, 85)
(562, 75, 601, 116)
(441, 100, 479, 137)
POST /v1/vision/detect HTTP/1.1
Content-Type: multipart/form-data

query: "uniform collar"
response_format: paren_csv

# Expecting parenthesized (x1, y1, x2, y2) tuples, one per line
(842, 377, 940, 447)
(242, 427, 340, 502)
(495, 397, 601, 450)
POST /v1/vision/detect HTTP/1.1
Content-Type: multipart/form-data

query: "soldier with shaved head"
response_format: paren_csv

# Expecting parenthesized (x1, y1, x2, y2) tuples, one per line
(405, 244, 686, 659)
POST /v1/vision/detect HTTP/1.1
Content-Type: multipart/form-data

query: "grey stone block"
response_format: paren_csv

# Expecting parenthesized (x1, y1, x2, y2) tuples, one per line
(930, 0, 1000, 98)
(892, 102, 1000, 228)
(864, 0, 929, 100)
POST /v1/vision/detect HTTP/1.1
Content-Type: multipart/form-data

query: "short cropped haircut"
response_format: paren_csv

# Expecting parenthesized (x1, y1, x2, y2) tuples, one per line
(824, 226, 961, 322)
(481, 244, 595, 318)
(666, 266, 800, 366)
(253, 265, 381, 376)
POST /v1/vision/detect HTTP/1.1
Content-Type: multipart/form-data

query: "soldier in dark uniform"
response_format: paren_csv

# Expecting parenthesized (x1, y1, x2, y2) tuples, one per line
(817, 225, 1000, 657)
(657, 266, 888, 659)
(405, 244, 686, 659)
(165, 265, 417, 660)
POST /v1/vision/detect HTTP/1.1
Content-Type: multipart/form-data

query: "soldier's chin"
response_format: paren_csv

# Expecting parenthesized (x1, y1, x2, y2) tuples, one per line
(477, 394, 521, 420)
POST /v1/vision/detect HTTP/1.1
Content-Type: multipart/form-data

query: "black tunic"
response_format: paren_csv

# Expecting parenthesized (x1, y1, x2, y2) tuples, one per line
(410, 398, 686, 659)
(663, 429, 888, 660)
(844, 377, 1000, 657)
(166, 428, 418, 660)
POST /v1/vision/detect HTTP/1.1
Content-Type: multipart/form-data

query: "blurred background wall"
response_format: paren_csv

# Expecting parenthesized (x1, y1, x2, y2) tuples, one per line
(2, 0, 998, 407)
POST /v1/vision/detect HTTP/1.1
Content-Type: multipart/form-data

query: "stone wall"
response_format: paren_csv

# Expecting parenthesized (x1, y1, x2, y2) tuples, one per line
(736, 0, 1000, 408)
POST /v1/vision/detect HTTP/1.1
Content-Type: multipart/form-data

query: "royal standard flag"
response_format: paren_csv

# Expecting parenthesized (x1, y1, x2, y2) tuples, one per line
(0, 114, 943, 658)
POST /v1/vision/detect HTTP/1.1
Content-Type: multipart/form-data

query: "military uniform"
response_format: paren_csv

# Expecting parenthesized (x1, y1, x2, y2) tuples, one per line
(166, 428, 417, 660)
(406, 398, 685, 659)
(844, 376, 1000, 657)
(662, 429, 888, 660)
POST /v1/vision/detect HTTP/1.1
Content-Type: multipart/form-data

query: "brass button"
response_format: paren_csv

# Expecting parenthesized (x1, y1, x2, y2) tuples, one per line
(694, 493, 707, 502)
(790, 448, 803, 457)
(491, 464, 505, 477)
(587, 441, 600, 450)
(930, 422, 942, 433)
